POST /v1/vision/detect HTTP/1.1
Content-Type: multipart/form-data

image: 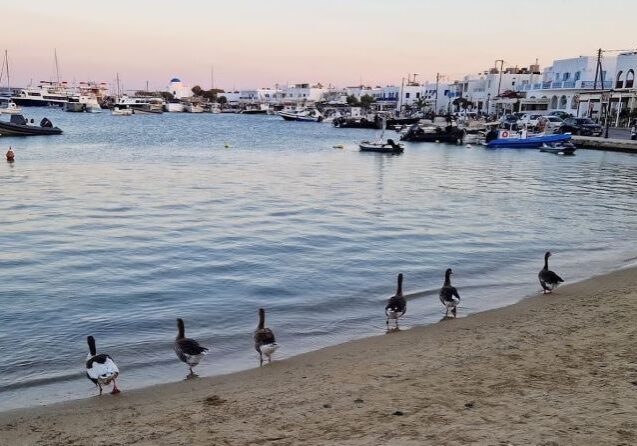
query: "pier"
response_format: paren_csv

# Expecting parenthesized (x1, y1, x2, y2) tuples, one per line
(572, 135, 637, 153)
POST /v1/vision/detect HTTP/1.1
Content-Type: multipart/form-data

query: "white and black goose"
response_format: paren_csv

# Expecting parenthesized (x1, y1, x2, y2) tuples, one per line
(439, 268, 461, 318)
(254, 308, 279, 366)
(385, 273, 406, 330)
(174, 318, 209, 377)
(85, 335, 120, 395)
(539, 251, 564, 294)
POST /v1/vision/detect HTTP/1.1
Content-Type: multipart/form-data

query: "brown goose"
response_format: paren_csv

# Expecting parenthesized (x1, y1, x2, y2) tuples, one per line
(385, 273, 406, 329)
(254, 308, 279, 366)
(539, 251, 564, 294)
(174, 318, 208, 377)
(85, 336, 120, 395)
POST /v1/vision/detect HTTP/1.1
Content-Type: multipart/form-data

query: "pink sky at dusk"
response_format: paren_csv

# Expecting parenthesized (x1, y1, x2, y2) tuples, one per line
(3, 0, 637, 92)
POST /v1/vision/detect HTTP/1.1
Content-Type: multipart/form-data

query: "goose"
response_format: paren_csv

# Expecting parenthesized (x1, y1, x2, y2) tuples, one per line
(385, 273, 406, 329)
(539, 251, 564, 294)
(174, 318, 208, 377)
(254, 308, 279, 366)
(85, 336, 120, 395)
(440, 268, 461, 318)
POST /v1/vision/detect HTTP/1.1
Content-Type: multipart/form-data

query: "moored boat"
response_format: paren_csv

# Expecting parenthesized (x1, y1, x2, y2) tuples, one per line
(0, 114, 63, 136)
(277, 108, 323, 122)
(359, 139, 404, 154)
(0, 101, 22, 115)
(486, 130, 571, 149)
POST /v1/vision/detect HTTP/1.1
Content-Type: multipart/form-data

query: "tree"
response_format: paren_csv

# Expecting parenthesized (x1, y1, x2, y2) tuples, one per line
(360, 94, 376, 108)
(452, 97, 473, 111)
(346, 94, 360, 106)
(202, 88, 225, 101)
(159, 91, 174, 101)
(217, 96, 228, 105)
(191, 85, 204, 96)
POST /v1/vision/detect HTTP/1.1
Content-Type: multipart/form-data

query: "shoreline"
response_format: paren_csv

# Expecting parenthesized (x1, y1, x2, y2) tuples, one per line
(1, 266, 636, 445)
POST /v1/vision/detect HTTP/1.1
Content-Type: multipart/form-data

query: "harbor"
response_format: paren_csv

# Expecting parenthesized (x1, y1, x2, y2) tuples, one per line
(2, 2, 637, 445)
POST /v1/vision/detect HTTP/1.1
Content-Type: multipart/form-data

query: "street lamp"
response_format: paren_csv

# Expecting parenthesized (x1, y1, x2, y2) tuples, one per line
(604, 88, 614, 139)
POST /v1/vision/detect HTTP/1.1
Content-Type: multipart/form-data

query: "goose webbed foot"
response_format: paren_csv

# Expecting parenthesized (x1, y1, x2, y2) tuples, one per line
(259, 353, 263, 367)
(451, 307, 457, 318)
(111, 380, 121, 395)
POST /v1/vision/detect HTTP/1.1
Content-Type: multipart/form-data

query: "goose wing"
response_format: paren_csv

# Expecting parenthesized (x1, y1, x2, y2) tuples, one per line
(540, 269, 564, 284)
(385, 295, 406, 315)
(86, 354, 119, 381)
(175, 337, 208, 356)
(254, 328, 276, 346)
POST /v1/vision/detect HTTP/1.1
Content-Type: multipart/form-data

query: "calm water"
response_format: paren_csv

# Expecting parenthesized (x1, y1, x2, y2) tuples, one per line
(1, 109, 637, 410)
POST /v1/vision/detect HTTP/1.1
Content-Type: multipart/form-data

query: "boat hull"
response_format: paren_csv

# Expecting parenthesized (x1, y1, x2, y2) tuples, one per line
(0, 122, 63, 136)
(278, 111, 322, 122)
(487, 133, 571, 149)
(359, 142, 404, 154)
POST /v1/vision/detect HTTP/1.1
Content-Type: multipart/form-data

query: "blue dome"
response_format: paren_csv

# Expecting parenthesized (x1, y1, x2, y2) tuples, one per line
(170, 78, 181, 83)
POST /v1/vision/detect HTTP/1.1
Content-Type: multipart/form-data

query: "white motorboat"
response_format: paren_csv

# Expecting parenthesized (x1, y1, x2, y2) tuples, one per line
(277, 107, 323, 122)
(116, 95, 164, 114)
(164, 101, 185, 112)
(184, 102, 204, 113)
(111, 106, 133, 116)
(0, 101, 23, 115)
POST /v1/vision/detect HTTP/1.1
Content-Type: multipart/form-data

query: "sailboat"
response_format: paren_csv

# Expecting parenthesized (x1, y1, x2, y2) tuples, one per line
(0, 50, 23, 115)
(111, 73, 132, 116)
(359, 116, 404, 154)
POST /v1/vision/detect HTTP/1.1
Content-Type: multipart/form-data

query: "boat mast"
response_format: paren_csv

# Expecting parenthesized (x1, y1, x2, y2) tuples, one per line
(5, 50, 10, 91)
(210, 65, 214, 90)
(116, 73, 121, 99)
(54, 49, 61, 85)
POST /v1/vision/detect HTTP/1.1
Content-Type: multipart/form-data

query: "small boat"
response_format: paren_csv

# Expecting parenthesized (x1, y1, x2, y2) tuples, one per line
(164, 100, 185, 113)
(401, 123, 465, 144)
(0, 101, 23, 115)
(486, 130, 571, 149)
(359, 139, 404, 154)
(111, 106, 132, 116)
(360, 117, 404, 154)
(539, 142, 577, 156)
(240, 104, 269, 114)
(277, 108, 323, 122)
(0, 114, 63, 136)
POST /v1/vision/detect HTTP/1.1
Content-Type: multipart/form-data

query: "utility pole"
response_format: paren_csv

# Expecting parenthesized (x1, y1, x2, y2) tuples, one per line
(495, 59, 505, 96)
(593, 48, 603, 90)
(434, 72, 440, 114)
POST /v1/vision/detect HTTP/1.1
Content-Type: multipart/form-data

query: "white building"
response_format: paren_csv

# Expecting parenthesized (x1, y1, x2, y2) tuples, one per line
(517, 56, 616, 117)
(167, 78, 192, 99)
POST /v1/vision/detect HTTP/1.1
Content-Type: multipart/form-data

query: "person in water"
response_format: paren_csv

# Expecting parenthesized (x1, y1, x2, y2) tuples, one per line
(6, 147, 15, 161)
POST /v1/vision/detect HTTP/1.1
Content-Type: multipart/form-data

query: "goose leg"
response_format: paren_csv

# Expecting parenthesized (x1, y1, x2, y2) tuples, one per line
(259, 352, 263, 367)
(268, 355, 272, 364)
(452, 307, 457, 318)
(98, 383, 103, 396)
(111, 379, 121, 394)
(386, 317, 389, 329)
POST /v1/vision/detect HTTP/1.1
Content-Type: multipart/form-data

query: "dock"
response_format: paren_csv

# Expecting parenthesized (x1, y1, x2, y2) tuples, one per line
(572, 135, 637, 154)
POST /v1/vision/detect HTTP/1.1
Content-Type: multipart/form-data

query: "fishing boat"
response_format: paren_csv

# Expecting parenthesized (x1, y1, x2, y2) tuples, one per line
(277, 108, 323, 122)
(0, 114, 63, 136)
(400, 123, 465, 144)
(359, 117, 404, 154)
(486, 130, 571, 149)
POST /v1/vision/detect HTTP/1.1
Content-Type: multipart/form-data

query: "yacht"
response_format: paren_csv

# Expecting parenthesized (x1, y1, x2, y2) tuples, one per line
(164, 100, 184, 112)
(116, 95, 164, 114)
(11, 82, 73, 107)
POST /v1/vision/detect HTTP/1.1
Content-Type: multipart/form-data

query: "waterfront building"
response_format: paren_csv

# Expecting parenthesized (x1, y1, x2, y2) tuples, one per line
(516, 56, 617, 118)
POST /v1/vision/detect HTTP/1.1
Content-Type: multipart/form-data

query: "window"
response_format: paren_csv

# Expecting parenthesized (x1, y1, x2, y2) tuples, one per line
(405, 93, 410, 99)
(626, 70, 635, 88)
(616, 70, 624, 88)
(550, 96, 558, 109)
(563, 73, 570, 81)
(555, 73, 560, 81)
(559, 95, 567, 109)
(416, 92, 421, 98)
(574, 71, 581, 81)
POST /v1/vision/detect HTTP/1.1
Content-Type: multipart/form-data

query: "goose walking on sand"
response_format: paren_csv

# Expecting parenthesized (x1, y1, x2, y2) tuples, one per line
(539, 251, 564, 294)
(174, 318, 208, 377)
(440, 268, 461, 318)
(254, 308, 279, 366)
(85, 336, 120, 395)
(385, 273, 406, 330)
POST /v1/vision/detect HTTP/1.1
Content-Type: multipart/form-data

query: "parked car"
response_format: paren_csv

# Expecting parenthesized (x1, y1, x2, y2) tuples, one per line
(516, 113, 544, 128)
(548, 111, 573, 120)
(538, 116, 564, 133)
(560, 117, 603, 136)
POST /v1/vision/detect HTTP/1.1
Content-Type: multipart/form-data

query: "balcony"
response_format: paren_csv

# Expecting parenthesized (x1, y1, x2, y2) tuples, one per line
(516, 80, 613, 92)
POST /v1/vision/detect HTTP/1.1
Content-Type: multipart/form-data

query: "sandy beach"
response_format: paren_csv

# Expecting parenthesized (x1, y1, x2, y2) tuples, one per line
(1, 266, 636, 446)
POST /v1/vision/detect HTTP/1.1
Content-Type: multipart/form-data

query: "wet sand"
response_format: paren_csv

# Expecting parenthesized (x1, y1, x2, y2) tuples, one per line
(1, 266, 636, 446)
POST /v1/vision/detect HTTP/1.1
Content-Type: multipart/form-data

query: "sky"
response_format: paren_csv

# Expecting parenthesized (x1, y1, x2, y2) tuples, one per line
(3, 0, 637, 92)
